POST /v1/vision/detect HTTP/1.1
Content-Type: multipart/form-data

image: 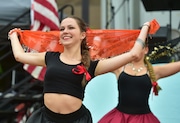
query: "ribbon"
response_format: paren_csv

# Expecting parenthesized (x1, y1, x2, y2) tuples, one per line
(152, 82, 158, 95)
(72, 65, 91, 81)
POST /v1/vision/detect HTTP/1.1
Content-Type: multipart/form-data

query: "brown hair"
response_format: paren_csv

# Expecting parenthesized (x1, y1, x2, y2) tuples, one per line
(144, 40, 161, 95)
(63, 16, 90, 86)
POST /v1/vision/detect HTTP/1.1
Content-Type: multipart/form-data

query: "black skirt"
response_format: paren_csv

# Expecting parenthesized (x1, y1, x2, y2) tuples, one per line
(26, 104, 92, 123)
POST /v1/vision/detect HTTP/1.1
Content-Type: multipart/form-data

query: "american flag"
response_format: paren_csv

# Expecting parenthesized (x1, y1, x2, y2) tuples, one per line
(23, 0, 60, 81)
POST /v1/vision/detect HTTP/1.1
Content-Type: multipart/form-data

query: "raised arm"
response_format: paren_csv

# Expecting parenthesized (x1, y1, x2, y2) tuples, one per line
(154, 61, 180, 80)
(8, 28, 46, 66)
(95, 22, 150, 76)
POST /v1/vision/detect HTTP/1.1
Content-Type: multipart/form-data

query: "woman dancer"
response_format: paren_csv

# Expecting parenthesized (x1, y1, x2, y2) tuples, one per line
(8, 15, 151, 123)
(98, 38, 180, 123)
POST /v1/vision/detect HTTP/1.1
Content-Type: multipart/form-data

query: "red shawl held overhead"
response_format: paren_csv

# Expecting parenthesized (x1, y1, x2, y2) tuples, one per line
(13, 19, 160, 60)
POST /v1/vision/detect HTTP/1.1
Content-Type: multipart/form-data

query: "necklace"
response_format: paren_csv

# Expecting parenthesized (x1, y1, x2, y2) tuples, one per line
(129, 63, 144, 75)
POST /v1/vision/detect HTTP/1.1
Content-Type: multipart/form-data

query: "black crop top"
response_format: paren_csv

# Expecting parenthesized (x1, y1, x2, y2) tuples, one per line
(44, 52, 99, 100)
(116, 71, 152, 114)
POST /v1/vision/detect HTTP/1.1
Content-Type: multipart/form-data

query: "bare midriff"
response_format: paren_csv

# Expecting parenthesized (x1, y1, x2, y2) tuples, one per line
(44, 93, 82, 114)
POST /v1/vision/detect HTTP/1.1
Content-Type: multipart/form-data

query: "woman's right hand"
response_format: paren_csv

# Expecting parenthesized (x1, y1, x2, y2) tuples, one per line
(8, 28, 20, 40)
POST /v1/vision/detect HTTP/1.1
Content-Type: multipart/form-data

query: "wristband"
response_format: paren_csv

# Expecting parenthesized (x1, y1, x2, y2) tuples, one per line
(136, 38, 145, 48)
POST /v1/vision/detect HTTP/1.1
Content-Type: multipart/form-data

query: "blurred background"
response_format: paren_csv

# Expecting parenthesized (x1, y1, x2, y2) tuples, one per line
(0, 0, 180, 123)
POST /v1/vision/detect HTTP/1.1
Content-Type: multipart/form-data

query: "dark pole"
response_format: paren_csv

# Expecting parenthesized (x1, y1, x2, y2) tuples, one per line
(169, 9, 172, 39)
(82, 0, 89, 24)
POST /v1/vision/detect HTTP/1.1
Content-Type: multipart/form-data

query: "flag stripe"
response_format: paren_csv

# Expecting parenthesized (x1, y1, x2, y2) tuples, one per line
(35, 0, 58, 17)
(34, 12, 59, 30)
(34, 1, 59, 30)
(31, 20, 50, 31)
(38, 67, 46, 80)
(31, 66, 45, 79)
(33, 1, 58, 20)
(23, 64, 36, 73)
